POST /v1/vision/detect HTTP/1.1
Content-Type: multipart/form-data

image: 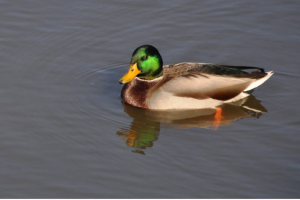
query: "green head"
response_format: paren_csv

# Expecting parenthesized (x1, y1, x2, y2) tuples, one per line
(119, 45, 163, 84)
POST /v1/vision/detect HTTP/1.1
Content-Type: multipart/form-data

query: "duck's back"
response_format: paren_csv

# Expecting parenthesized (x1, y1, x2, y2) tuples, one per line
(162, 62, 267, 79)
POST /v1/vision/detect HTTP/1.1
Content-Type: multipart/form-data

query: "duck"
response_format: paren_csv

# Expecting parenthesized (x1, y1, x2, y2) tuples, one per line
(119, 45, 274, 111)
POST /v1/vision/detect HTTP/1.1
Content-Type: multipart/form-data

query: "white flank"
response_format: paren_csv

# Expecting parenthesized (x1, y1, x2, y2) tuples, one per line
(146, 71, 274, 110)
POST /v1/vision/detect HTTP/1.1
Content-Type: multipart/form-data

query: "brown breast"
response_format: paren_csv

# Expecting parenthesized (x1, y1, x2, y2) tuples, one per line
(121, 78, 160, 109)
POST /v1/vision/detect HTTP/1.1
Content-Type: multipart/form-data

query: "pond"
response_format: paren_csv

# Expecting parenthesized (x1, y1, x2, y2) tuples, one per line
(0, 0, 299, 198)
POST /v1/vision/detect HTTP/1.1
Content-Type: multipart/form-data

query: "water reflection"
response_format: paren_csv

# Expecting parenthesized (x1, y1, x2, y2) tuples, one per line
(117, 95, 267, 154)
(117, 119, 160, 155)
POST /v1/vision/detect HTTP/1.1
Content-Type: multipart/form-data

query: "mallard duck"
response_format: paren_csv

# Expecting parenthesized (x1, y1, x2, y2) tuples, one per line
(119, 45, 273, 111)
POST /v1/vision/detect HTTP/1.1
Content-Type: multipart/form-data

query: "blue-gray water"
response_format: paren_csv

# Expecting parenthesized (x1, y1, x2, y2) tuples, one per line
(0, 0, 300, 198)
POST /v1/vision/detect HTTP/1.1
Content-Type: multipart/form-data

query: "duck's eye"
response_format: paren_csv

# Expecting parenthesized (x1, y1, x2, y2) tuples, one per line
(141, 55, 148, 61)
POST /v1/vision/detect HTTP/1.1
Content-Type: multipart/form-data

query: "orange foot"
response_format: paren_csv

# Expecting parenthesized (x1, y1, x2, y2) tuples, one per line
(213, 107, 223, 130)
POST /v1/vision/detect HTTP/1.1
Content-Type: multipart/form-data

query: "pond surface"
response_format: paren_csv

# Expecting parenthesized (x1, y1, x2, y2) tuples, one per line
(0, 0, 300, 198)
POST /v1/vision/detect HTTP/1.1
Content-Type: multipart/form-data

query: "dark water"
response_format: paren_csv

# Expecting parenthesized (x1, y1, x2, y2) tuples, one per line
(1, 0, 300, 198)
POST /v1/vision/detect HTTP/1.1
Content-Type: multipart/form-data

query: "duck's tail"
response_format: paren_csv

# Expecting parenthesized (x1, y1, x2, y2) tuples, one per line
(244, 71, 274, 93)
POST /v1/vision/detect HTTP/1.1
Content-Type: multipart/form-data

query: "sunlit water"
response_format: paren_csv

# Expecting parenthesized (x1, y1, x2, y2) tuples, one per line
(0, 0, 300, 198)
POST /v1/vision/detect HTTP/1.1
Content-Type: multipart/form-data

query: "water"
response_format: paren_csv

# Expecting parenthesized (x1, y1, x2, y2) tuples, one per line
(0, 0, 300, 198)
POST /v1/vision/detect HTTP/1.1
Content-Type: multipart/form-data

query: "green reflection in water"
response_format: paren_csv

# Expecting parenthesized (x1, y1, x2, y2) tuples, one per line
(117, 119, 160, 150)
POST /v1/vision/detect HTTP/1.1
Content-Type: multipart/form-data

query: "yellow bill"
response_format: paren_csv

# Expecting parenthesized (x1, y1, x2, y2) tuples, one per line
(119, 63, 141, 84)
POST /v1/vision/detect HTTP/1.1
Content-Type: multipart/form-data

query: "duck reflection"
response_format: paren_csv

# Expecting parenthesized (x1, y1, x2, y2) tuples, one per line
(117, 95, 267, 154)
(117, 119, 160, 154)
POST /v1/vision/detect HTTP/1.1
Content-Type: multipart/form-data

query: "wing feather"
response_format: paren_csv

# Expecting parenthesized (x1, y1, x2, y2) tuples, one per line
(160, 74, 254, 101)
